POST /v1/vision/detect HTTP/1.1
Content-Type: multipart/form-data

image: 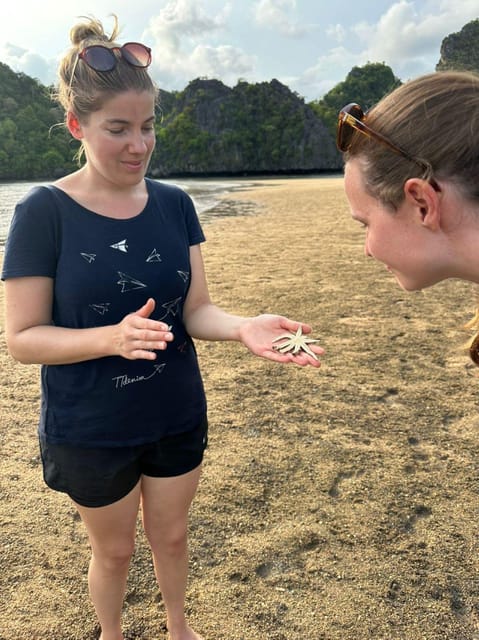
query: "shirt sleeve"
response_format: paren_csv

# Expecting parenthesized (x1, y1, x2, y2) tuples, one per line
(147, 179, 206, 247)
(1, 186, 59, 280)
(182, 190, 206, 246)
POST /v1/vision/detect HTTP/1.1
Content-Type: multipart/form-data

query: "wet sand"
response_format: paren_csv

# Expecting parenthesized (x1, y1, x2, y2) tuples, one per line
(1, 177, 479, 639)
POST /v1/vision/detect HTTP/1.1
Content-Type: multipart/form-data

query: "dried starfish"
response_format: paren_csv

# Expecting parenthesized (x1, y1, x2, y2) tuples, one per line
(272, 326, 320, 360)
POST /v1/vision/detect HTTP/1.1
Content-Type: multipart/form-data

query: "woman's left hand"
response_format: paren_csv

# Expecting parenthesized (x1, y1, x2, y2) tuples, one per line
(238, 314, 324, 367)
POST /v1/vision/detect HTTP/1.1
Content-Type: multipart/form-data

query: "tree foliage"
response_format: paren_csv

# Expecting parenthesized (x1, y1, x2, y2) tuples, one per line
(309, 62, 401, 138)
(0, 62, 78, 179)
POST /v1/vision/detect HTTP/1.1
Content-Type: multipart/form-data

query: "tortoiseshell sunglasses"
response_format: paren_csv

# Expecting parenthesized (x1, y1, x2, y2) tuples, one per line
(337, 102, 432, 173)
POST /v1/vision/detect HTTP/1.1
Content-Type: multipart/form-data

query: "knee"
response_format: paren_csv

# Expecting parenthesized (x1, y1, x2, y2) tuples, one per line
(165, 528, 188, 555)
(92, 541, 135, 572)
(146, 524, 188, 557)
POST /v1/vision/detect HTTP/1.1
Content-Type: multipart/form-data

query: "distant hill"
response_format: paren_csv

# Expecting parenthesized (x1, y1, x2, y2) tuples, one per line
(152, 78, 340, 177)
(436, 19, 479, 72)
(1, 17, 478, 180)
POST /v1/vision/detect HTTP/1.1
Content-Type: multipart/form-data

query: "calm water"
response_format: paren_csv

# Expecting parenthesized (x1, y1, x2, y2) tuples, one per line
(0, 177, 259, 248)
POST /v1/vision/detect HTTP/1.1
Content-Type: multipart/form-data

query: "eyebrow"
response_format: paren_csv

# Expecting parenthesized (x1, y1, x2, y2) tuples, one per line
(105, 116, 156, 125)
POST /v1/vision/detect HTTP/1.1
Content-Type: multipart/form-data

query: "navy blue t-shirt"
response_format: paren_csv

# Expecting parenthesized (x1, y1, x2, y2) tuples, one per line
(2, 178, 207, 447)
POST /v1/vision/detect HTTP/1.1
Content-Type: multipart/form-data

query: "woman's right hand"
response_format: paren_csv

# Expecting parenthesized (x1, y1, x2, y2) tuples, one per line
(114, 298, 174, 360)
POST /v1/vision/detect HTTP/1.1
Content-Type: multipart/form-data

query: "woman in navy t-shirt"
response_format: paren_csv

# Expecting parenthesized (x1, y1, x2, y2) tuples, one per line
(2, 15, 323, 640)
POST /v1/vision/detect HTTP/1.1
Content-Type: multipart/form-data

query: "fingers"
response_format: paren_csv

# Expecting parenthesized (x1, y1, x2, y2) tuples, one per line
(137, 297, 156, 318)
(127, 326, 173, 357)
(277, 316, 312, 333)
(263, 348, 323, 368)
(118, 303, 174, 359)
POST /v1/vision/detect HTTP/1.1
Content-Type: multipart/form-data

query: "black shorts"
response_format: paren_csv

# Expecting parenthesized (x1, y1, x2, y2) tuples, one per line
(39, 417, 208, 508)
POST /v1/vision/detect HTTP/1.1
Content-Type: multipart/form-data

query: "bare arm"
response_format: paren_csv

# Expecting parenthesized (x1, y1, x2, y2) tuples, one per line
(4, 277, 173, 365)
(183, 245, 324, 367)
(182, 245, 251, 341)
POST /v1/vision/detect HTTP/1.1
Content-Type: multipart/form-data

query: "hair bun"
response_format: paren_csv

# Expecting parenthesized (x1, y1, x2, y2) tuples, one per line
(69, 15, 118, 47)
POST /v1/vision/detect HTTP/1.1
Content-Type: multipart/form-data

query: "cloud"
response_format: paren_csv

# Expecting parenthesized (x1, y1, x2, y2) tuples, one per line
(355, 2, 441, 64)
(144, 0, 255, 89)
(253, 0, 308, 37)
(0, 42, 56, 84)
(295, 0, 479, 101)
(145, 0, 231, 48)
(326, 24, 347, 44)
(354, 0, 479, 78)
(1, 0, 477, 102)
(187, 44, 255, 80)
(295, 46, 359, 101)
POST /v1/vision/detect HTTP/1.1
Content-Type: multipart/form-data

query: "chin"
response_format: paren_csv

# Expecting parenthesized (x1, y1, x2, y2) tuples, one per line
(395, 274, 444, 292)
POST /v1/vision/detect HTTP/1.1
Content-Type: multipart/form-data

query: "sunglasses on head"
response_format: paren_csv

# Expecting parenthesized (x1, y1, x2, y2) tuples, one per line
(336, 102, 431, 173)
(78, 42, 152, 72)
(69, 42, 151, 91)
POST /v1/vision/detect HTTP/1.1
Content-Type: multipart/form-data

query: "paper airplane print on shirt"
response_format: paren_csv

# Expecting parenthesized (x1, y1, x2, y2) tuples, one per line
(81, 253, 96, 263)
(146, 249, 162, 263)
(177, 341, 188, 353)
(110, 239, 128, 253)
(117, 272, 147, 292)
(156, 297, 182, 322)
(177, 270, 189, 283)
(89, 303, 111, 316)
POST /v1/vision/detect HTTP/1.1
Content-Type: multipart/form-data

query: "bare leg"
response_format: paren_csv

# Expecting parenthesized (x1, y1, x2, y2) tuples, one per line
(141, 467, 204, 640)
(74, 482, 141, 640)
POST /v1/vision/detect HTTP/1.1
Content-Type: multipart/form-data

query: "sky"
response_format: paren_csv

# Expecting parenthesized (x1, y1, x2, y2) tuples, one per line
(1, 0, 478, 103)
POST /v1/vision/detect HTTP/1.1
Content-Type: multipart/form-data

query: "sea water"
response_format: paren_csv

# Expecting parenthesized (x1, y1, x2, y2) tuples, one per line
(0, 177, 258, 248)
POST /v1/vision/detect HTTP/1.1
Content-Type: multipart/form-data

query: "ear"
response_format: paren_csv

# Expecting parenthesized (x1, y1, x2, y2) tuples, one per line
(66, 112, 83, 139)
(403, 178, 442, 231)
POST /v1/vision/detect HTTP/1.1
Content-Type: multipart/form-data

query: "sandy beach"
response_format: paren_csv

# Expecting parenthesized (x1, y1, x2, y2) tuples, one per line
(1, 176, 479, 640)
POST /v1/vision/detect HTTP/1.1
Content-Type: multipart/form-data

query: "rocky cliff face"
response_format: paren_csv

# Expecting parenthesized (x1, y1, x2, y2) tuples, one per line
(436, 19, 479, 73)
(151, 78, 341, 177)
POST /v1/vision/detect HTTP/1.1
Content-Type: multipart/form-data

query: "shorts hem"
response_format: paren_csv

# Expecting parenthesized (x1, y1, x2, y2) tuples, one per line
(68, 477, 141, 508)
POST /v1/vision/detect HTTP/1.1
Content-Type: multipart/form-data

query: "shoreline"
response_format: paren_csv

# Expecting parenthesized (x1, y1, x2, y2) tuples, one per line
(0, 174, 344, 247)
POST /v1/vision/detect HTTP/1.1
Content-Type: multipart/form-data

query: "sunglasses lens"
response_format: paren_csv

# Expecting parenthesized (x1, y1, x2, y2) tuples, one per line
(122, 43, 151, 68)
(337, 104, 364, 152)
(82, 45, 116, 71)
(337, 118, 351, 152)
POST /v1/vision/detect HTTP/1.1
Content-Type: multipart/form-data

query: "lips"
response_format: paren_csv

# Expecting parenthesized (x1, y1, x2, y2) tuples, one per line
(122, 159, 144, 170)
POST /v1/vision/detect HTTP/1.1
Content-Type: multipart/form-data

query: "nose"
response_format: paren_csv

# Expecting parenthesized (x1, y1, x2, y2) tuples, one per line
(128, 131, 149, 153)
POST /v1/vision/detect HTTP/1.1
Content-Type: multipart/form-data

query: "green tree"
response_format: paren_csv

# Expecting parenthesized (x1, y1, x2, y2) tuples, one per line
(309, 62, 401, 138)
(0, 62, 75, 179)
